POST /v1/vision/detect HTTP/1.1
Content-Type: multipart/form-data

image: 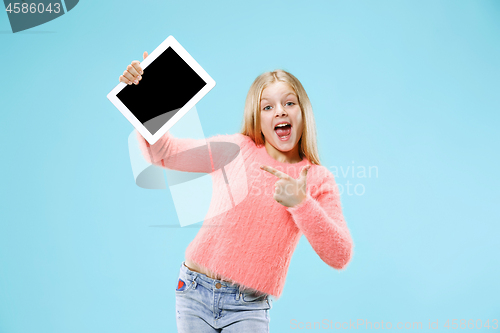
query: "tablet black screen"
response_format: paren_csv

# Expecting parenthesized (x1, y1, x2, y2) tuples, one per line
(117, 47, 207, 135)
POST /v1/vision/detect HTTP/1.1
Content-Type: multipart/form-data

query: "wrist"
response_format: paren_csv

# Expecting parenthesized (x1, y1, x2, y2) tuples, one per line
(289, 193, 311, 210)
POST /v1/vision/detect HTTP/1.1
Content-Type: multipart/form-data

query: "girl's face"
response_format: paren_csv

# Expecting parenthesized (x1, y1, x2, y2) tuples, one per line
(260, 81, 304, 161)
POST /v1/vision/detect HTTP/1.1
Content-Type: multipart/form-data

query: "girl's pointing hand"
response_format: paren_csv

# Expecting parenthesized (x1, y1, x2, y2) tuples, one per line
(260, 165, 311, 207)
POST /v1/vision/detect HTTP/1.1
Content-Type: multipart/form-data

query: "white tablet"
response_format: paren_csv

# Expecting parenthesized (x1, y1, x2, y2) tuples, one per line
(107, 35, 216, 145)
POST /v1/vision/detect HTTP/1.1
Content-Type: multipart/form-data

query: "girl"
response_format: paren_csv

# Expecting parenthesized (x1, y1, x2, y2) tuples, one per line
(119, 52, 354, 332)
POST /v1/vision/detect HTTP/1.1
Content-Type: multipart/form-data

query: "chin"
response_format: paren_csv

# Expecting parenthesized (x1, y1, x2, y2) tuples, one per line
(274, 141, 297, 152)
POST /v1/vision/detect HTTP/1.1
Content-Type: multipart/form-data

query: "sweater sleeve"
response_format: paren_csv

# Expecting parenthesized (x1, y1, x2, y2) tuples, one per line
(136, 130, 247, 173)
(286, 168, 354, 270)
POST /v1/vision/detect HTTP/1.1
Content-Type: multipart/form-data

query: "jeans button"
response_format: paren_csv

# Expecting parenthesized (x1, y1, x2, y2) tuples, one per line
(216, 282, 222, 289)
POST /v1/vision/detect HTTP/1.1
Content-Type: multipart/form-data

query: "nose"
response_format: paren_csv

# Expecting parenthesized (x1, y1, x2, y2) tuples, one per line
(274, 104, 287, 117)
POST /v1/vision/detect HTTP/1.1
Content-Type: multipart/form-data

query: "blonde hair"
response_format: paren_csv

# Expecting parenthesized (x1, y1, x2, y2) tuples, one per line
(240, 69, 321, 165)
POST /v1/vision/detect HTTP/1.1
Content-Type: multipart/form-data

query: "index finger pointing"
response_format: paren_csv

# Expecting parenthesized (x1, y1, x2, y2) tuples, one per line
(260, 165, 291, 180)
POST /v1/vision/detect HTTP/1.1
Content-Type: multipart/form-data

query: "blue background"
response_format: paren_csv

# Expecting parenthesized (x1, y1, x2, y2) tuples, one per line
(1, 0, 499, 332)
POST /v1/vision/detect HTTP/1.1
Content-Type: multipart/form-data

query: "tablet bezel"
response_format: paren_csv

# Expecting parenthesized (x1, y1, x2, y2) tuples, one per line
(107, 35, 215, 145)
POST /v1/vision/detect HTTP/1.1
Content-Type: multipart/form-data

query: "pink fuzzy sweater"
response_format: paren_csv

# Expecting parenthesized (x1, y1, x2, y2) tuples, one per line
(136, 130, 353, 298)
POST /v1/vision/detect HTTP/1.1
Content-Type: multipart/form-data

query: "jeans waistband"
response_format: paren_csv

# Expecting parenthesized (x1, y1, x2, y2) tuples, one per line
(181, 261, 243, 293)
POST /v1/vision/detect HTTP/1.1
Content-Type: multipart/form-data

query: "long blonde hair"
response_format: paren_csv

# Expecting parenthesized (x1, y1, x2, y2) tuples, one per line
(240, 69, 321, 165)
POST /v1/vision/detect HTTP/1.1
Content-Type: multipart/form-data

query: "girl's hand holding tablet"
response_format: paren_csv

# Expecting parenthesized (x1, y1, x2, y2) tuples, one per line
(110, 37, 217, 146)
(118, 51, 149, 85)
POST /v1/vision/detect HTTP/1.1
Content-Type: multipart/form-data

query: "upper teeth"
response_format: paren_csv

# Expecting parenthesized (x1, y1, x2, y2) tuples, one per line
(275, 123, 289, 128)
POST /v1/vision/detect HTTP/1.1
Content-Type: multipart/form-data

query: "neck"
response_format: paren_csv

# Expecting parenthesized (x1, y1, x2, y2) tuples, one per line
(264, 141, 302, 164)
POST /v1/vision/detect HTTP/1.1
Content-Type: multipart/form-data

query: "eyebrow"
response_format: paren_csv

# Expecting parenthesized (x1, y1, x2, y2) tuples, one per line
(261, 92, 297, 103)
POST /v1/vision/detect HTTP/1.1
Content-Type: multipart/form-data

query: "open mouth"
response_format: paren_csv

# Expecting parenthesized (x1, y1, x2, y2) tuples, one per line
(274, 122, 292, 141)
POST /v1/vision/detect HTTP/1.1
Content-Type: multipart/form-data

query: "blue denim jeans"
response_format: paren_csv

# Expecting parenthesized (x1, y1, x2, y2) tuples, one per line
(175, 261, 273, 332)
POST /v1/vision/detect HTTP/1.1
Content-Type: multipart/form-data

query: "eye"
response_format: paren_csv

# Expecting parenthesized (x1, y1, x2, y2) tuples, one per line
(286, 102, 294, 106)
(263, 105, 272, 111)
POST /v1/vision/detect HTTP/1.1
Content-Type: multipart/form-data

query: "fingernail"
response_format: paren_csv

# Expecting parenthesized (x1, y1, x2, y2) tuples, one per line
(140, 71, 144, 75)
(134, 80, 138, 84)
(138, 75, 141, 80)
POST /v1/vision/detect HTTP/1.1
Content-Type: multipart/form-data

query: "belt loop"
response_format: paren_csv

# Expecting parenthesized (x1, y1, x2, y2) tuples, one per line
(192, 275, 198, 289)
(236, 287, 241, 300)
